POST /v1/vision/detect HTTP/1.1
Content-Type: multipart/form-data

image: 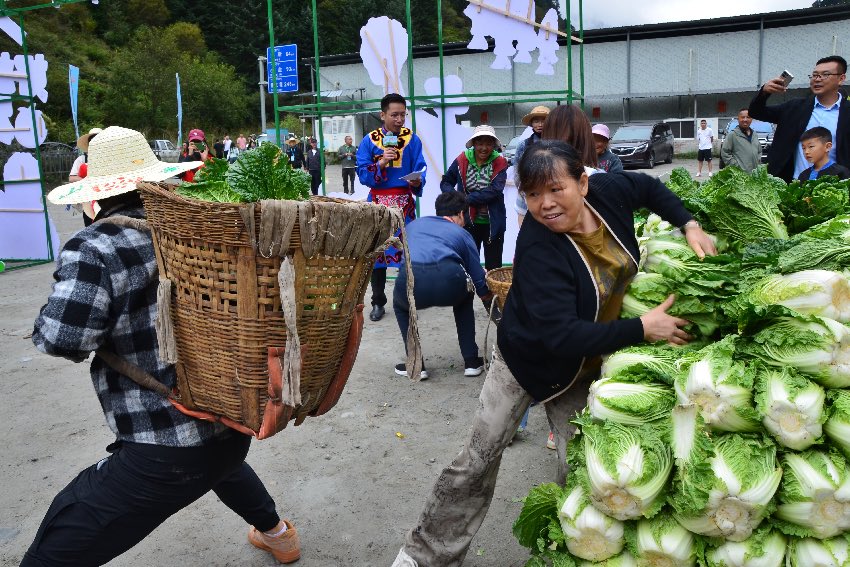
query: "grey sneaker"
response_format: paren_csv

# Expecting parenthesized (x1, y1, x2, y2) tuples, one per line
(394, 363, 428, 380)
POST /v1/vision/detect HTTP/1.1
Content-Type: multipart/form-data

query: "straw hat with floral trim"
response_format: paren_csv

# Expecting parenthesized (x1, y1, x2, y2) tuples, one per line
(47, 126, 202, 205)
(76, 127, 102, 152)
(465, 124, 502, 148)
(521, 105, 550, 126)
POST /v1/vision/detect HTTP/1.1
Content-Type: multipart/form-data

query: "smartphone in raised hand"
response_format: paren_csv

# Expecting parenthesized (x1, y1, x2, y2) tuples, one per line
(779, 70, 794, 87)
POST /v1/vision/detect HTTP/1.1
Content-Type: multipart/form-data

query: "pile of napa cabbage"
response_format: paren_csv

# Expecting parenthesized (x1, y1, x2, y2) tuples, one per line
(514, 168, 850, 567)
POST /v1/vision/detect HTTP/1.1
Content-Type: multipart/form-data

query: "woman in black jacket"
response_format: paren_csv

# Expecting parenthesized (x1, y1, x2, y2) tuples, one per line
(391, 141, 717, 567)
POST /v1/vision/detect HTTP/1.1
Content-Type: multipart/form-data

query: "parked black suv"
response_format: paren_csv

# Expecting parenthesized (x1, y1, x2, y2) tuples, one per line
(609, 122, 674, 169)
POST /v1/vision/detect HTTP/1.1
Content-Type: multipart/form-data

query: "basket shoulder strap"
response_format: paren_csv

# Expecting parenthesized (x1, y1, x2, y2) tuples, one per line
(95, 348, 172, 398)
(92, 215, 150, 232)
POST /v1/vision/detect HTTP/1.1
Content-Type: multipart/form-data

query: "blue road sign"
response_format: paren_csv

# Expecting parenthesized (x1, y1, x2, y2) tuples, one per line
(267, 44, 298, 93)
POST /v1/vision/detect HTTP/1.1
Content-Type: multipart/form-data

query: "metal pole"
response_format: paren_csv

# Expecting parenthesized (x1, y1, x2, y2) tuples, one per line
(757, 16, 764, 87)
(405, 0, 416, 131)
(266, 0, 281, 146)
(311, 0, 326, 195)
(406, 0, 420, 217)
(437, 0, 447, 173)
(19, 11, 53, 263)
(566, 0, 573, 103)
(579, 0, 585, 109)
(258, 56, 267, 139)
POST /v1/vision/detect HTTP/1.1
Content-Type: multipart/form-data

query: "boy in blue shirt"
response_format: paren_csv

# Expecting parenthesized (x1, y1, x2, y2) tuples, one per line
(356, 93, 427, 321)
(798, 126, 850, 181)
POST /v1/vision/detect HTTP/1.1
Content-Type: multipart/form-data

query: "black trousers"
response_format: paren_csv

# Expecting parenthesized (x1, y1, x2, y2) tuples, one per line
(342, 168, 356, 194)
(21, 432, 279, 567)
(309, 169, 322, 195)
(466, 223, 504, 271)
(371, 267, 387, 307)
(394, 263, 478, 361)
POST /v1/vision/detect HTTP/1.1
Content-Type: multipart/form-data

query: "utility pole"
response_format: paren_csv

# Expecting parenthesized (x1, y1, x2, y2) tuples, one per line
(258, 56, 267, 138)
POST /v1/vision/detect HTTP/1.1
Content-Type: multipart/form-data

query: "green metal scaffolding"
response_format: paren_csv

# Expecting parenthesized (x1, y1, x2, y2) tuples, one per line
(265, 0, 585, 196)
(0, 0, 89, 271)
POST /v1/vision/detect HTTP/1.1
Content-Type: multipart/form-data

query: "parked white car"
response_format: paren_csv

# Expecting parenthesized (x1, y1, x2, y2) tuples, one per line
(148, 139, 180, 163)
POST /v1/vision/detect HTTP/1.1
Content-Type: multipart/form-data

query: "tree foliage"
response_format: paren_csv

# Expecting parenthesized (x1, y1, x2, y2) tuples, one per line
(101, 24, 249, 135)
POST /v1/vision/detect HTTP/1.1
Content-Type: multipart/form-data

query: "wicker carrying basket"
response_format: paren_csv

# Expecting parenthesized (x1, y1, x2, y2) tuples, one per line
(138, 182, 401, 437)
(486, 266, 513, 310)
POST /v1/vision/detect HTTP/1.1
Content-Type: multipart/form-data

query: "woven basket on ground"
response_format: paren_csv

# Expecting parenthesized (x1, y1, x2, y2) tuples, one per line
(486, 266, 513, 310)
(138, 182, 405, 437)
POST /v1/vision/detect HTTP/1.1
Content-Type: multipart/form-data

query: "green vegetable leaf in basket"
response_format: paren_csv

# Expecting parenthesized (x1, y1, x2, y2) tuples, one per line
(175, 180, 243, 203)
(226, 144, 311, 201)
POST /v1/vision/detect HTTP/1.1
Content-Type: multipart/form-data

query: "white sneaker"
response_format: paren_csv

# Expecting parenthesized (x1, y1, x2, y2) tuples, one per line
(695, 172, 701, 177)
(708, 171, 713, 177)
(391, 548, 419, 567)
(394, 363, 428, 380)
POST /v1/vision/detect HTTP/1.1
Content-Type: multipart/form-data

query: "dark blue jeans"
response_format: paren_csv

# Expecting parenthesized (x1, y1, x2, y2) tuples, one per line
(393, 262, 478, 362)
(21, 432, 279, 566)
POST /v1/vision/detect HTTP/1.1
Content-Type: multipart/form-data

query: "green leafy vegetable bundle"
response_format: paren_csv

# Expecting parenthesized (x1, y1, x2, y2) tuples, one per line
(175, 144, 311, 203)
(779, 176, 850, 235)
(514, 166, 850, 567)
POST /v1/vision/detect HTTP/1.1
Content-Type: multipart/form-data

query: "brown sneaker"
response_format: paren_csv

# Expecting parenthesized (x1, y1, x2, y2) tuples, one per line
(248, 520, 301, 564)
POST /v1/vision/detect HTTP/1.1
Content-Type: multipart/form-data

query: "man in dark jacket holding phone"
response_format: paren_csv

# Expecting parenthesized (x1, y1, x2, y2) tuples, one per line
(749, 55, 850, 182)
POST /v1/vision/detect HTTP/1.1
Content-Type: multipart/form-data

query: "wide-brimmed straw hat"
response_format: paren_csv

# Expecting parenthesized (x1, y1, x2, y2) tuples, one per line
(47, 126, 202, 205)
(286, 134, 299, 145)
(521, 105, 550, 126)
(76, 127, 102, 152)
(466, 124, 501, 148)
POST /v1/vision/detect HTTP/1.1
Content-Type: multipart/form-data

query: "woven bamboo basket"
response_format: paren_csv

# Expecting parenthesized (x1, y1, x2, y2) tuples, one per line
(486, 266, 513, 310)
(138, 182, 401, 436)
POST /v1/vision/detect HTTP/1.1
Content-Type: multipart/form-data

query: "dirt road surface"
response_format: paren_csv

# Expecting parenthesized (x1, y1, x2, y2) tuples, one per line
(0, 160, 700, 566)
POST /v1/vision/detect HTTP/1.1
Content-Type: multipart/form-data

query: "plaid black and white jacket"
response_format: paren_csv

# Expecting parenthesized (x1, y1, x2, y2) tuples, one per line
(33, 206, 228, 447)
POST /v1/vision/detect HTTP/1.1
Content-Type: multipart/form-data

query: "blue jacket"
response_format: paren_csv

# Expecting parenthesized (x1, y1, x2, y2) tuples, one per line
(355, 126, 426, 193)
(403, 216, 489, 297)
(439, 150, 508, 241)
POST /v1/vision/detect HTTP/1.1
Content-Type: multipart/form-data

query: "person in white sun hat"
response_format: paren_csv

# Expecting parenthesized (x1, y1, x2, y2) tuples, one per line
(25, 126, 302, 565)
(440, 124, 509, 275)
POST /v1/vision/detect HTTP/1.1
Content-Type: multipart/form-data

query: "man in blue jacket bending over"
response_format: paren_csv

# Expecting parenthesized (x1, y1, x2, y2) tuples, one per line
(392, 192, 494, 380)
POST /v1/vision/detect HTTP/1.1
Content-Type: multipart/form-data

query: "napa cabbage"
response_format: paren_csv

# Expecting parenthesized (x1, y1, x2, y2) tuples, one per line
(576, 551, 637, 567)
(825, 390, 850, 459)
(786, 535, 850, 567)
(557, 483, 626, 562)
(775, 449, 850, 539)
(669, 405, 781, 542)
(587, 377, 675, 425)
(600, 344, 682, 385)
(704, 526, 786, 567)
(697, 166, 789, 243)
(739, 314, 850, 388)
(737, 270, 850, 323)
(779, 176, 850, 235)
(674, 336, 761, 432)
(626, 513, 699, 567)
(754, 367, 825, 450)
(576, 419, 673, 520)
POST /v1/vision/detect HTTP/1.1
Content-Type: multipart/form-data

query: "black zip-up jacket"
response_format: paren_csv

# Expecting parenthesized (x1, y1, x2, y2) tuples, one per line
(497, 171, 693, 402)
(749, 88, 850, 182)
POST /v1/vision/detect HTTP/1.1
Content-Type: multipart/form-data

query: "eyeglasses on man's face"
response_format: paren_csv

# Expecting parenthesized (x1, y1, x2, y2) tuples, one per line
(809, 71, 844, 80)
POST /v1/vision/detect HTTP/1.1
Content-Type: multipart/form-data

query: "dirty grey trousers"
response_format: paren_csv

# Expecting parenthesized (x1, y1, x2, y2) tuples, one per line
(399, 349, 592, 567)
